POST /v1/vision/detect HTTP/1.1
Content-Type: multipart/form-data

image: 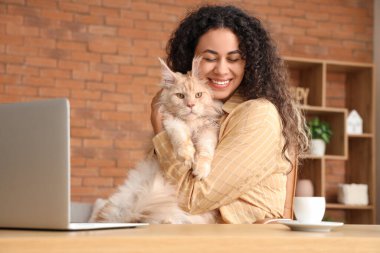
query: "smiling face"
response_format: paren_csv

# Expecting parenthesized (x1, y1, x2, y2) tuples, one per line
(195, 28, 246, 101)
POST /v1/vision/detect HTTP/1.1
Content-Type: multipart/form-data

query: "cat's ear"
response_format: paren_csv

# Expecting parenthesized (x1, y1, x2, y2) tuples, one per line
(191, 55, 202, 79)
(158, 57, 176, 88)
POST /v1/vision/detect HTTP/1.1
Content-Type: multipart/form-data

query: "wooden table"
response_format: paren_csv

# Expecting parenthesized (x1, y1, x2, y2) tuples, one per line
(1, 224, 380, 253)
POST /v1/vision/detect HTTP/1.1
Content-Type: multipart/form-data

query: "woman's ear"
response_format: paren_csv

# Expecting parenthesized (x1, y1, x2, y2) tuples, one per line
(191, 55, 202, 80)
(158, 58, 176, 88)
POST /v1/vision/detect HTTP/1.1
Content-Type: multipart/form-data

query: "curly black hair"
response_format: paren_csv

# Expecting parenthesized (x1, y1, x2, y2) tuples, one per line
(166, 5, 309, 165)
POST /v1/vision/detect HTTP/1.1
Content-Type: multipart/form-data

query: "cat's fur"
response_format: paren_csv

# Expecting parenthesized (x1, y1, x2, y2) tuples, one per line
(89, 57, 223, 224)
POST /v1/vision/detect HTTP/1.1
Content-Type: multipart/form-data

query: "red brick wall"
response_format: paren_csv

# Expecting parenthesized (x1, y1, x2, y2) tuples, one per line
(0, 0, 373, 202)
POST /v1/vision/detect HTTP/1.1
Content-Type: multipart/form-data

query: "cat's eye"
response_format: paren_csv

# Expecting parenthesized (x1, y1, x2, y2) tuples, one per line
(176, 93, 185, 99)
(195, 92, 202, 98)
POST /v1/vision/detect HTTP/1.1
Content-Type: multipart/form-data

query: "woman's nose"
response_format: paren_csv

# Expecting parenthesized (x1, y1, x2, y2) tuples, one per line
(214, 59, 229, 75)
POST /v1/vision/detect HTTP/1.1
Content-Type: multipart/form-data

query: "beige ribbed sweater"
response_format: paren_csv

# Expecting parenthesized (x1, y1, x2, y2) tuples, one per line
(153, 95, 290, 223)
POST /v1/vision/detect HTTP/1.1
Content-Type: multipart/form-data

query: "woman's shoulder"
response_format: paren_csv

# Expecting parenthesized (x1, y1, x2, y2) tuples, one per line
(225, 98, 281, 132)
(234, 98, 279, 117)
(221, 97, 279, 130)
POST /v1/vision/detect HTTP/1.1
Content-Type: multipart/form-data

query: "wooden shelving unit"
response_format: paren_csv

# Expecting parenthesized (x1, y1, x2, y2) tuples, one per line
(285, 56, 376, 224)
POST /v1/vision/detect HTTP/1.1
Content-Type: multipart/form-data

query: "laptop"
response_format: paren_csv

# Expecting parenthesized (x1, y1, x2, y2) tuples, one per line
(0, 98, 148, 230)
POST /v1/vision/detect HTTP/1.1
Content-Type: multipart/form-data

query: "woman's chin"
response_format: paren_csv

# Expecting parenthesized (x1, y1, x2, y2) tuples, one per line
(212, 91, 230, 101)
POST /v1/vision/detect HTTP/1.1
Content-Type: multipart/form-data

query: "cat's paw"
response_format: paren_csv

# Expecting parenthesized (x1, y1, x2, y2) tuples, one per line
(192, 155, 212, 180)
(176, 143, 195, 166)
(161, 218, 176, 224)
(92, 201, 114, 222)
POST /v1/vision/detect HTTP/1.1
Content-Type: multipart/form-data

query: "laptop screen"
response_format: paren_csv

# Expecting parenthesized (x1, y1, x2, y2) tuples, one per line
(0, 98, 71, 229)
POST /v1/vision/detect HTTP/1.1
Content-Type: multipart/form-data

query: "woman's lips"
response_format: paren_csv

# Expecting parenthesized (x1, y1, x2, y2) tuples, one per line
(208, 78, 232, 89)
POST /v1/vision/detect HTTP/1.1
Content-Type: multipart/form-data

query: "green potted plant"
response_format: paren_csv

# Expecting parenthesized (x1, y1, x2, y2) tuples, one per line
(307, 117, 333, 156)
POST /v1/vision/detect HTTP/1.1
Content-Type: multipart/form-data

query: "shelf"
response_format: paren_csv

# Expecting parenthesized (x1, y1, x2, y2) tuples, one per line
(326, 63, 374, 133)
(300, 154, 322, 160)
(285, 58, 324, 107)
(285, 57, 375, 224)
(324, 155, 348, 160)
(304, 109, 348, 158)
(348, 133, 373, 138)
(300, 154, 347, 160)
(326, 203, 373, 210)
(300, 105, 347, 113)
(284, 56, 324, 65)
(326, 61, 374, 72)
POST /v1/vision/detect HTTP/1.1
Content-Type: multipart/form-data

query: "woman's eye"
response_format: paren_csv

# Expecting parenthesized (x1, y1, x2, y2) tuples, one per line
(195, 92, 202, 98)
(176, 93, 185, 99)
(204, 58, 217, 62)
(227, 58, 240, 62)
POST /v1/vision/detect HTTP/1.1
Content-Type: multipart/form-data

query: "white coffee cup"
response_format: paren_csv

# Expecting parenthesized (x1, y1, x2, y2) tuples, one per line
(293, 197, 326, 223)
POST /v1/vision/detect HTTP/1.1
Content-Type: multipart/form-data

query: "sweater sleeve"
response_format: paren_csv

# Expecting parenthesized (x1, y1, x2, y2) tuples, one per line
(152, 99, 284, 214)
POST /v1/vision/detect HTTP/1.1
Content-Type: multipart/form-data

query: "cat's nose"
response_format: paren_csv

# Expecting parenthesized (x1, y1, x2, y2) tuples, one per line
(187, 103, 195, 108)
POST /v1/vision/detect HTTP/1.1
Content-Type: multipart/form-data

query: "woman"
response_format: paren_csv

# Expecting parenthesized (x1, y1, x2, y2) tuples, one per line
(151, 5, 309, 223)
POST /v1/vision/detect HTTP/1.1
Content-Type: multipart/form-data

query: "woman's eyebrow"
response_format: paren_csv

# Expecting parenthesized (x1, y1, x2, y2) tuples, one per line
(202, 49, 218, 55)
(227, 50, 242, 55)
(202, 49, 242, 55)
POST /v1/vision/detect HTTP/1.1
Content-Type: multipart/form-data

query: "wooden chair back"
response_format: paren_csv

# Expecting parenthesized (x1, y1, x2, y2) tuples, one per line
(283, 159, 298, 219)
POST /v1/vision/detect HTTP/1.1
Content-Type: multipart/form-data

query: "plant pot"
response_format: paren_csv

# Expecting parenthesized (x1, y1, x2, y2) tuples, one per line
(310, 139, 326, 156)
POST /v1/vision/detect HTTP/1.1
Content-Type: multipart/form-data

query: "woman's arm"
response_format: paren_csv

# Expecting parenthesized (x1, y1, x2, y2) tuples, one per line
(153, 99, 285, 215)
(151, 89, 164, 135)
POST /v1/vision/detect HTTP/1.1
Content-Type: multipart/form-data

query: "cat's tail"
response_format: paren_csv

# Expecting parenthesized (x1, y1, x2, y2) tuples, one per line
(128, 159, 219, 224)
(92, 158, 190, 223)
(124, 159, 193, 224)
(91, 158, 219, 224)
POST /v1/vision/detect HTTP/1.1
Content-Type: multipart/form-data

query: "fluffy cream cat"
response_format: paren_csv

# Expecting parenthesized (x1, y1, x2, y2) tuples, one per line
(89, 57, 223, 224)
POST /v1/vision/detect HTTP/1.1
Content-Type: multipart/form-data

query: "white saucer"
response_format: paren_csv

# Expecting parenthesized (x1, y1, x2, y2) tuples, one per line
(278, 220, 344, 232)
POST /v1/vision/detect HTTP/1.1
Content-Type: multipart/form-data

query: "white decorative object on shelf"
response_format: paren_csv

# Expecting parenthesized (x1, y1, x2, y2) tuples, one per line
(347, 110, 363, 134)
(310, 139, 326, 156)
(337, 184, 368, 205)
(295, 179, 314, 197)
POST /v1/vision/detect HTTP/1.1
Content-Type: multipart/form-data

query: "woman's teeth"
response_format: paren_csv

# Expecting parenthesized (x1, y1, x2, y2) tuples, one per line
(211, 79, 230, 86)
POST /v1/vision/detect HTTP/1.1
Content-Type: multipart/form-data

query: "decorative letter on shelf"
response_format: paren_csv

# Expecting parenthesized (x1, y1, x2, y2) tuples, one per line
(290, 87, 310, 106)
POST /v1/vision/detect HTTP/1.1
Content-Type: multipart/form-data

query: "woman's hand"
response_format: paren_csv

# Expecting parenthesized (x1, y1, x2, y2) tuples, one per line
(151, 89, 164, 135)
